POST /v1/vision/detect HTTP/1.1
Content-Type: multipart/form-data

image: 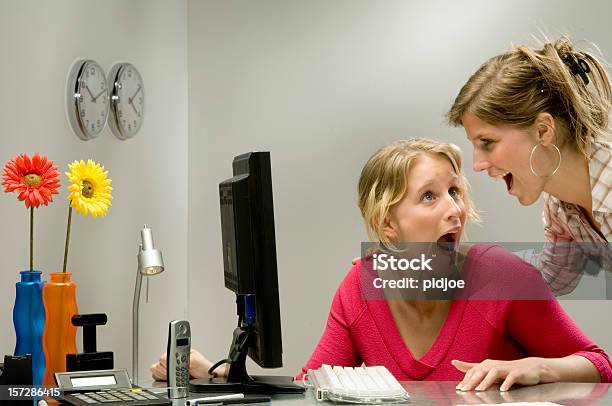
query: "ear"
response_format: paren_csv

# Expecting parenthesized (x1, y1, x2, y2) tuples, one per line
(381, 214, 398, 241)
(534, 112, 556, 146)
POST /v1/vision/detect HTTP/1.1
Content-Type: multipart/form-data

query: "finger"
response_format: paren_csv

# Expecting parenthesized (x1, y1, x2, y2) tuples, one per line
(456, 366, 473, 390)
(150, 363, 166, 381)
(500, 372, 518, 392)
(452, 359, 477, 373)
(460, 368, 487, 391)
(456, 365, 479, 390)
(155, 362, 167, 380)
(475, 368, 502, 391)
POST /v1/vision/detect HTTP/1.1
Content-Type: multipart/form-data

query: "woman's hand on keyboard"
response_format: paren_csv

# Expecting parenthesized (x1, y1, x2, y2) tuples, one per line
(150, 349, 228, 381)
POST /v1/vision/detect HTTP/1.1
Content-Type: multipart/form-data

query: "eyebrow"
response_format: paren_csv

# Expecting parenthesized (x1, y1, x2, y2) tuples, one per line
(416, 180, 435, 193)
(467, 133, 491, 141)
(414, 173, 459, 194)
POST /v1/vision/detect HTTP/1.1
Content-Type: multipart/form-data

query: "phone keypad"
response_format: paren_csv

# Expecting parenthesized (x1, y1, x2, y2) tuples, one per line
(175, 350, 190, 386)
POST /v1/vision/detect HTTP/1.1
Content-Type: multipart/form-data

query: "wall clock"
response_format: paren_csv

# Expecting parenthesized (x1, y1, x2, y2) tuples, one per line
(67, 59, 109, 141)
(108, 62, 145, 140)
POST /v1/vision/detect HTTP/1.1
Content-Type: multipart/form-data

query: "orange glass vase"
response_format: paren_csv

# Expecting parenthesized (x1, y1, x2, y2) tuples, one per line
(42, 272, 79, 385)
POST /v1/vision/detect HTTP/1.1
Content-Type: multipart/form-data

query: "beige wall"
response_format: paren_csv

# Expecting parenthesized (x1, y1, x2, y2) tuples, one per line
(187, 0, 612, 376)
(0, 0, 188, 381)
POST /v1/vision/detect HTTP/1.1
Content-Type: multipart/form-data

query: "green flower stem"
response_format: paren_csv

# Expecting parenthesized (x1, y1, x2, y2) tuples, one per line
(30, 206, 33, 272)
(63, 206, 72, 273)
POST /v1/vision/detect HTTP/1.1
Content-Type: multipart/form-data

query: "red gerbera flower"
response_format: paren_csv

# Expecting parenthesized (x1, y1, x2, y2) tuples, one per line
(2, 153, 61, 208)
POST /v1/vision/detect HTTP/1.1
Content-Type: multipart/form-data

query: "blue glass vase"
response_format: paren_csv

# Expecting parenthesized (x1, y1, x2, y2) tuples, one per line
(14, 270, 46, 386)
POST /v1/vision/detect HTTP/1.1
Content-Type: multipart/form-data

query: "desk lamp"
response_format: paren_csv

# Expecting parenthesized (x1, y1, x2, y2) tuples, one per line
(132, 225, 164, 384)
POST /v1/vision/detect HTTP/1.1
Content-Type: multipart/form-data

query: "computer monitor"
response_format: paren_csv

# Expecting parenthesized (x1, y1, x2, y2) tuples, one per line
(189, 152, 304, 394)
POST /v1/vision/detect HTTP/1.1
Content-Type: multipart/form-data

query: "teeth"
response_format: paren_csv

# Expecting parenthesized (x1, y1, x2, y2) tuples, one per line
(492, 171, 509, 181)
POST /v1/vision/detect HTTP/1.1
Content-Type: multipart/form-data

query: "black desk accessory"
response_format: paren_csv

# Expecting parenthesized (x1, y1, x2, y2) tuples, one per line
(1, 355, 33, 406)
(66, 313, 114, 372)
(2, 354, 32, 385)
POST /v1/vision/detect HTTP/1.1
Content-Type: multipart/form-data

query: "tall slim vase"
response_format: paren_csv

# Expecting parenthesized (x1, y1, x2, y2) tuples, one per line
(13, 270, 46, 386)
(42, 272, 78, 386)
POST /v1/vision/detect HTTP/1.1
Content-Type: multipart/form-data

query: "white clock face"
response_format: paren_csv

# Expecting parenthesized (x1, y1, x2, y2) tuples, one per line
(68, 60, 109, 140)
(109, 63, 144, 139)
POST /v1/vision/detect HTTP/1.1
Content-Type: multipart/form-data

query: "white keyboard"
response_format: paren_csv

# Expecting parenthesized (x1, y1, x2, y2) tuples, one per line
(305, 365, 409, 403)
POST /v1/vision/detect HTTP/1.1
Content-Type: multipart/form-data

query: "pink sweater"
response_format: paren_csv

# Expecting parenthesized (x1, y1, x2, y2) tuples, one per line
(299, 244, 612, 382)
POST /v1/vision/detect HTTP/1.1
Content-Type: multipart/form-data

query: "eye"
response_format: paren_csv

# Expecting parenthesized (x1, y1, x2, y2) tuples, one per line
(480, 138, 493, 149)
(421, 191, 435, 203)
(449, 186, 461, 198)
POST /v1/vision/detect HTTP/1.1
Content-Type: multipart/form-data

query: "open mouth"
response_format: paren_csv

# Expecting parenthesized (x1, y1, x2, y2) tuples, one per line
(503, 172, 513, 192)
(436, 231, 459, 251)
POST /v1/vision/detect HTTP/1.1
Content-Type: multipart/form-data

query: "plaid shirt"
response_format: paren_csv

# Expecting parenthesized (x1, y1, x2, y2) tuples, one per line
(539, 140, 612, 295)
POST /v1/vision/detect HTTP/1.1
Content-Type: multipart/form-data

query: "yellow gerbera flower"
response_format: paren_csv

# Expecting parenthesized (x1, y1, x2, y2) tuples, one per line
(66, 160, 112, 217)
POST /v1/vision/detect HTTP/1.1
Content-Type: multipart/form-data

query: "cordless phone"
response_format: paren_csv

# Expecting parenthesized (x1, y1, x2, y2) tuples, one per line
(166, 320, 191, 399)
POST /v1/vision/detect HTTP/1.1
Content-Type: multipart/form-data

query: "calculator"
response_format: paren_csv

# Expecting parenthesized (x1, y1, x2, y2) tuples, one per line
(54, 369, 171, 406)
(59, 388, 170, 405)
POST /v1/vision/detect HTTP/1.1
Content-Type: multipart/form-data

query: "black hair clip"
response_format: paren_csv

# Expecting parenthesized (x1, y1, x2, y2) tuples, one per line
(561, 53, 591, 85)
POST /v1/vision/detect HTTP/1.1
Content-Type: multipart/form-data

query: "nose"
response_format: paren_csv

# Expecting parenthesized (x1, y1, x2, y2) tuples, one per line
(443, 194, 463, 222)
(472, 149, 490, 172)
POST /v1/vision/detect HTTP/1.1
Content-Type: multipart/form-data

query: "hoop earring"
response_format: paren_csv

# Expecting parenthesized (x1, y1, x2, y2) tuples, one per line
(529, 143, 562, 177)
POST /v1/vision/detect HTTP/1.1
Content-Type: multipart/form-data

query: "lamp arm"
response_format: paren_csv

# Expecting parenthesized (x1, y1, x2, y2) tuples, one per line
(132, 269, 143, 385)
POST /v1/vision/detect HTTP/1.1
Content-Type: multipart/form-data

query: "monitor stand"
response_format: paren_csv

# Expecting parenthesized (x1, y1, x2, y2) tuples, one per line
(189, 326, 304, 394)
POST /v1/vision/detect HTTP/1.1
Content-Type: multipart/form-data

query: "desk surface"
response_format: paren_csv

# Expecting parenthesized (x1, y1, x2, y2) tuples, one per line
(162, 381, 611, 406)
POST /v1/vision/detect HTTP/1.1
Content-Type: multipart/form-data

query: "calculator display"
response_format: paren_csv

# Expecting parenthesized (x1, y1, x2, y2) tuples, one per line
(70, 375, 117, 387)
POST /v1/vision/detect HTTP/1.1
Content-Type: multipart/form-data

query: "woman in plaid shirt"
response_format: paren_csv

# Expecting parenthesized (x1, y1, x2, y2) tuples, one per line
(447, 36, 611, 296)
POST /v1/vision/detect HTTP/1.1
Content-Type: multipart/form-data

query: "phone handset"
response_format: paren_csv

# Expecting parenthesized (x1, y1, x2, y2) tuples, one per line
(166, 320, 191, 399)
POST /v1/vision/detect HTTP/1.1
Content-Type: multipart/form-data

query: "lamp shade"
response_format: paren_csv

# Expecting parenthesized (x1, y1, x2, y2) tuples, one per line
(137, 226, 164, 275)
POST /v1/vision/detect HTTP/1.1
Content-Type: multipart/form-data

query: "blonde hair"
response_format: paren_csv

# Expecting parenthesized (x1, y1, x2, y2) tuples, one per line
(447, 37, 612, 156)
(357, 138, 480, 242)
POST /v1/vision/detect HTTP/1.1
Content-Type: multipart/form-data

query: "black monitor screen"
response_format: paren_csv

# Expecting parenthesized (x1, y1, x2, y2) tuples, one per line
(219, 152, 282, 368)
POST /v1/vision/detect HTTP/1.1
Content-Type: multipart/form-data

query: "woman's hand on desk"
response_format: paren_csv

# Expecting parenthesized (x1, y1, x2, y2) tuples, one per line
(452, 355, 600, 392)
(453, 358, 544, 391)
(150, 349, 228, 381)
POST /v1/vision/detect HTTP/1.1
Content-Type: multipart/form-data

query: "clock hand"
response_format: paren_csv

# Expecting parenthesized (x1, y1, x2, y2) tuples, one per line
(130, 99, 141, 117)
(130, 85, 142, 101)
(85, 85, 96, 101)
(93, 88, 107, 102)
